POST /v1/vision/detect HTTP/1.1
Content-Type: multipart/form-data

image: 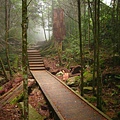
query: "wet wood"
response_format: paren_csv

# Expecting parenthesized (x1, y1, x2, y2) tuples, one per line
(28, 48, 111, 120)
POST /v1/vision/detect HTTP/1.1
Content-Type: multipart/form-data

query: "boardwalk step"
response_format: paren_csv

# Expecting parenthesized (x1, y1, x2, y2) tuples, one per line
(27, 48, 35, 50)
(27, 50, 39, 52)
(29, 62, 44, 65)
(27, 51, 39, 53)
(29, 59, 43, 62)
(28, 52, 40, 56)
(30, 67, 45, 70)
(28, 57, 43, 59)
(29, 64, 44, 67)
(28, 55, 41, 57)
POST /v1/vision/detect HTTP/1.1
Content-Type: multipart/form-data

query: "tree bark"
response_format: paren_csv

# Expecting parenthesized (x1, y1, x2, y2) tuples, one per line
(22, 0, 29, 119)
(5, 0, 12, 77)
(48, 7, 50, 41)
(41, 7, 47, 41)
(77, 0, 84, 96)
(0, 57, 9, 81)
(95, 0, 102, 110)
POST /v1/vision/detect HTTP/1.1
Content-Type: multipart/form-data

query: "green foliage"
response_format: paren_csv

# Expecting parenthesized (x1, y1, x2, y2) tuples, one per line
(13, 55, 19, 68)
(66, 76, 80, 87)
(85, 95, 97, 103)
(0, 86, 3, 90)
(116, 85, 120, 90)
(111, 89, 118, 96)
(10, 93, 24, 104)
(83, 71, 93, 83)
(62, 36, 80, 66)
(115, 75, 120, 80)
(40, 40, 57, 57)
(117, 111, 120, 118)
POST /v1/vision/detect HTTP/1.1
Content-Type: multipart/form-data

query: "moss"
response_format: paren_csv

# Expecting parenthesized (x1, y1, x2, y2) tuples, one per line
(17, 103, 24, 119)
(84, 71, 93, 82)
(10, 93, 24, 104)
(84, 87, 93, 94)
(116, 85, 120, 90)
(117, 111, 120, 118)
(20, 102, 45, 120)
(13, 56, 19, 68)
(66, 76, 80, 87)
(85, 95, 97, 103)
(0, 86, 3, 90)
(83, 71, 94, 86)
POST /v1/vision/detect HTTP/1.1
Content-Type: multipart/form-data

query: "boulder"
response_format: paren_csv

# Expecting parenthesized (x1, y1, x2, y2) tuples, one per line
(83, 87, 93, 94)
(66, 76, 80, 87)
(83, 71, 93, 86)
(56, 71, 63, 76)
(70, 65, 81, 74)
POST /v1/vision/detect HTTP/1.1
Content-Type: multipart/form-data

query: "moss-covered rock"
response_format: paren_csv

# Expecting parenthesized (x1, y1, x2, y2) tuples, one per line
(83, 71, 94, 86)
(66, 76, 80, 87)
(84, 87, 93, 94)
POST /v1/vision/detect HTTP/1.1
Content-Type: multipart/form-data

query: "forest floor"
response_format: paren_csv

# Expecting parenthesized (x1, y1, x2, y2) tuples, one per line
(0, 57, 120, 120)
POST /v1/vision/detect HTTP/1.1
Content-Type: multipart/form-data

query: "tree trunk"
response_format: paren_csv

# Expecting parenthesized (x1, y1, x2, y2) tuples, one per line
(41, 7, 47, 41)
(87, 0, 96, 95)
(48, 7, 50, 41)
(22, 0, 29, 119)
(95, 0, 102, 110)
(5, 0, 12, 77)
(78, 0, 84, 96)
(117, 1, 120, 55)
(0, 57, 9, 81)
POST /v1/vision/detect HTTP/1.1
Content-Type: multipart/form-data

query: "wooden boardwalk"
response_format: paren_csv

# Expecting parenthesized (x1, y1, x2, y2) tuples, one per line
(28, 48, 111, 120)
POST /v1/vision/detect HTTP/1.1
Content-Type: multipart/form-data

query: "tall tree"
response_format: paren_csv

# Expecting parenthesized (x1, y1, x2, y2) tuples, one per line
(95, 0, 102, 110)
(22, 0, 28, 119)
(78, 0, 84, 96)
(0, 57, 9, 80)
(87, 0, 96, 95)
(116, 0, 120, 54)
(41, 8, 47, 41)
(5, 0, 12, 77)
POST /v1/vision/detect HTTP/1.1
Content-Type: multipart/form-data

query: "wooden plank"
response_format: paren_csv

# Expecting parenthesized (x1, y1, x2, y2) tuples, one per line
(29, 62, 44, 65)
(31, 71, 111, 120)
(30, 67, 45, 70)
(29, 64, 44, 67)
(28, 59, 43, 62)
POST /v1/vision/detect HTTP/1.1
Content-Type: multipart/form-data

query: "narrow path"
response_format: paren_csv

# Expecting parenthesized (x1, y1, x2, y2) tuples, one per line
(28, 48, 111, 120)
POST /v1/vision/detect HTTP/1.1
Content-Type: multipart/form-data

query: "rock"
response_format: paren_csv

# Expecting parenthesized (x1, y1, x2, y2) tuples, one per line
(45, 66, 50, 71)
(50, 68, 59, 75)
(56, 71, 63, 76)
(84, 87, 93, 94)
(28, 80, 35, 87)
(83, 71, 93, 86)
(66, 76, 80, 87)
(70, 65, 81, 74)
(63, 72, 69, 81)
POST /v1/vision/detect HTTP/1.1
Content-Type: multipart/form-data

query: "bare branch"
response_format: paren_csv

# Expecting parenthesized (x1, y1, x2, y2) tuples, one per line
(27, 0, 32, 7)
